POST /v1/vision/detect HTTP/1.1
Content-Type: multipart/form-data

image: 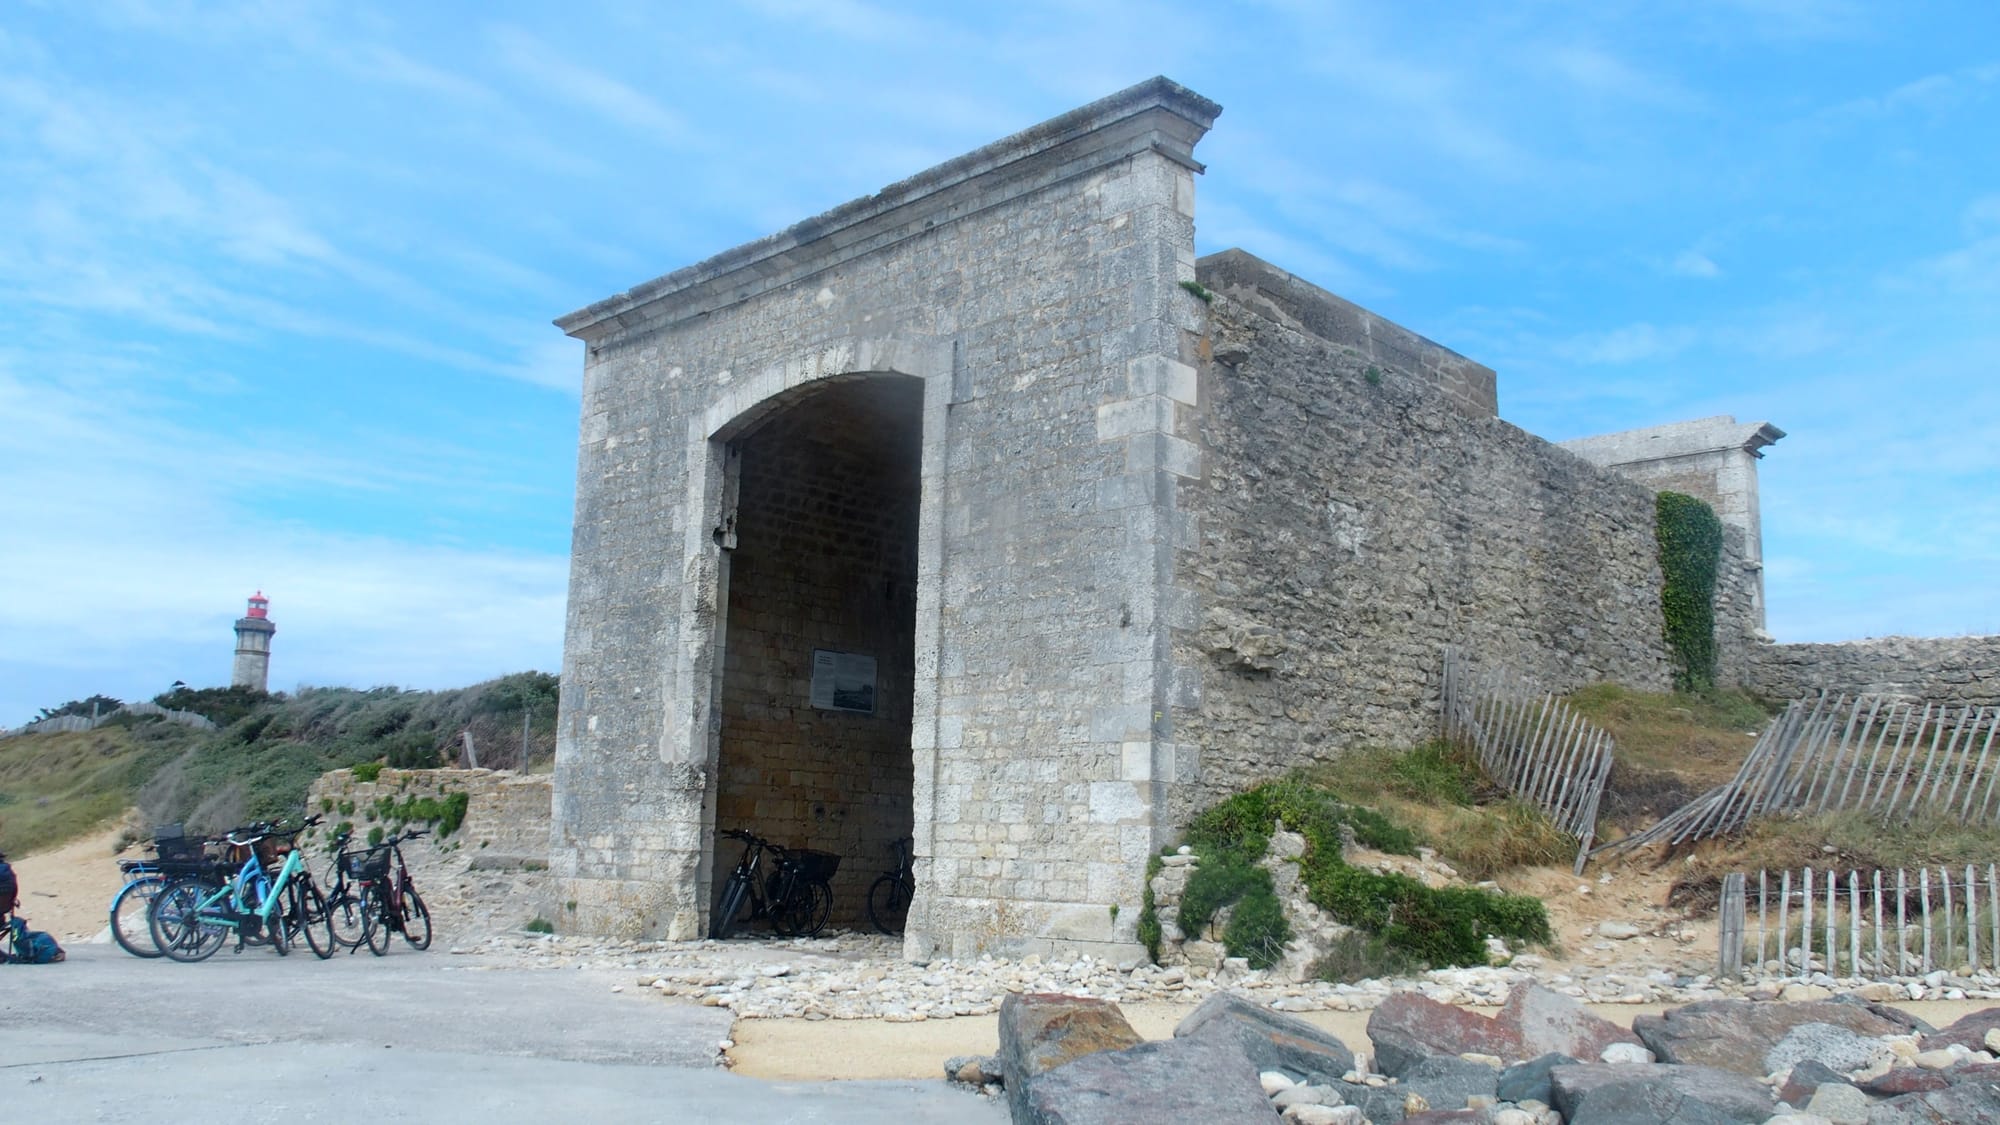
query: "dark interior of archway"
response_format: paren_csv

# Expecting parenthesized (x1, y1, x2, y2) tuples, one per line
(715, 376, 921, 930)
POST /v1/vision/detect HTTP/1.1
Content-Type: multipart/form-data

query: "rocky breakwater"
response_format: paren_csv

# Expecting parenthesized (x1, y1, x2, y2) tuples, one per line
(948, 983, 2000, 1124)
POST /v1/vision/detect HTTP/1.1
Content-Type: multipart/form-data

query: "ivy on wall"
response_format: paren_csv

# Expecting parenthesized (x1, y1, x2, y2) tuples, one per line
(1656, 491, 1723, 691)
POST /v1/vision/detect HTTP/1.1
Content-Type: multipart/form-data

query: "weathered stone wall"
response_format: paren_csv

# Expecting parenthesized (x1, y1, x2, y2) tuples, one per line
(715, 380, 919, 927)
(552, 79, 1223, 955)
(1178, 251, 1739, 810)
(1741, 635, 2000, 707)
(306, 768, 552, 859)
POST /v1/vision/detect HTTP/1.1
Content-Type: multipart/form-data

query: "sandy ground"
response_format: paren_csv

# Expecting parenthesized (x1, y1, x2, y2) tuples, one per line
(6, 823, 131, 941)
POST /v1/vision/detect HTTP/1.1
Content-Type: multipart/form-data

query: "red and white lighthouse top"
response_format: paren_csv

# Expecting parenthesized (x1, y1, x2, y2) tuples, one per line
(245, 592, 270, 619)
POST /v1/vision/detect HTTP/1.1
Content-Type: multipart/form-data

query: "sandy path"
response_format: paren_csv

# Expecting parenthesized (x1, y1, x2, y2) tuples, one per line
(728, 999, 1995, 1081)
(6, 823, 131, 941)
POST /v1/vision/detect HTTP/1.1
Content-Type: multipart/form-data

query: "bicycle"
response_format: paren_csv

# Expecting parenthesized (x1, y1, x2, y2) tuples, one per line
(319, 828, 374, 953)
(108, 825, 225, 959)
(866, 836, 915, 935)
(147, 815, 327, 962)
(710, 829, 838, 940)
(354, 827, 432, 956)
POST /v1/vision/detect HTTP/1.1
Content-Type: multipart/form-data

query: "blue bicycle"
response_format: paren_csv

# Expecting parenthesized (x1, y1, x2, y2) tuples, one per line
(148, 815, 329, 961)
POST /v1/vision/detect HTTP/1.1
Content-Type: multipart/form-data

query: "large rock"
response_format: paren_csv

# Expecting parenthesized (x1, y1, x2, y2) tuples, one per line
(1367, 984, 1639, 1077)
(1632, 1000, 1908, 1076)
(1550, 1062, 1777, 1124)
(999, 993, 1145, 1124)
(1394, 1054, 1499, 1111)
(1496, 1052, 1580, 1104)
(1778, 1059, 1851, 1106)
(1499, 982, 1647, 1062)
(1865, 1081, 2000, 1124)
(1766, 1023, 1894, 1076)
(1018, 1029, 1279, 1125)
(1366, 992, 1516, 1077)
(1174, 992, 1356, 1085)
(1919, 1006, 2000, 1054)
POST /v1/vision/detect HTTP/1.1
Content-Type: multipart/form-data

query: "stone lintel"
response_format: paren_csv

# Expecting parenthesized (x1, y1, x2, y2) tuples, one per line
(1560, 415, 1787, 468)
(556, 77, 1222, 343)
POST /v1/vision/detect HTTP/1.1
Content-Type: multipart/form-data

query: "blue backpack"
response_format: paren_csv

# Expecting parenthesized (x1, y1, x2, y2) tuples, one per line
(4, 916, 64, 964)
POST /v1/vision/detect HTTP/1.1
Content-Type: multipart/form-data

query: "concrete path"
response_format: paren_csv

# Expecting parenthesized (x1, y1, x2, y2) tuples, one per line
(1, 944, 1006, 1123)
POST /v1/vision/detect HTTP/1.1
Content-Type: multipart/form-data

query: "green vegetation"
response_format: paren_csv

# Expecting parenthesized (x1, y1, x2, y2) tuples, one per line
(1145, 772, 1551, 975)
(32, 694, 124, 723)
(373, 791, 471, 838)
(1567, 682, 1772, 831)
(1179, 279, 1215, 303)
(351, 762, 384, 783)
(1305, 740, 1567, 879)
(1656, 491, 1724, 691)
(0, 672, 558, 855)
(524, 917, 555, 934)
(1364, 365, 1383, 386)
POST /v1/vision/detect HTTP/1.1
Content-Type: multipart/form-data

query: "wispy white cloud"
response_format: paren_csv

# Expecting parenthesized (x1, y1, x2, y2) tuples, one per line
(1668, 249, 1722, 278)
(1551, 322, 1698, 365)
(487, 24, 690, 143)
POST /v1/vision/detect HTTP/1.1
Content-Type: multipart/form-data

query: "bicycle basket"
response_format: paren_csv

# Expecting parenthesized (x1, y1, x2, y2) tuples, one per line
(342, 849, 391, 881)
(791, 850, 841, 882)
(254, 836, 294, 867)
(154, 835, 206, 864)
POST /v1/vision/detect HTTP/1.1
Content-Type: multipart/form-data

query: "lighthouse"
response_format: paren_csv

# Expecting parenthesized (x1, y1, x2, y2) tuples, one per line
(232, 592, 276, 692)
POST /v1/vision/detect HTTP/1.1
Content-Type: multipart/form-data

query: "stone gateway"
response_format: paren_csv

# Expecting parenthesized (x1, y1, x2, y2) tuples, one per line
(548, 78, 1778, 957)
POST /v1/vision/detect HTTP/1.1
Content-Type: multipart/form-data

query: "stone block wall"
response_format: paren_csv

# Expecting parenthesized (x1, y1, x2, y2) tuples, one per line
(552, 79, 1223, 954)
(1176, 252, 1766, 812)
(306, 768, 552, 859)
(1742, 635, 2000, 707)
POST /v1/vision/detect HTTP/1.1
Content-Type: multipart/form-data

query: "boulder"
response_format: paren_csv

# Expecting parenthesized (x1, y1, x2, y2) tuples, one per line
(1499, 982, 1648, 1063)
(1394, 1054, 1499, 1111)
(1778, 1059, 1851, 1106)
(1803, 1081, 1872, 1125)
(999, 993, 1145, 1124)
(1550, 1062, 1777, 1124)
(1858, 1068, 1951, 1097)
(1864, 1081, 2000, 1124)
(1919, 1006, 2000, 1054)
(1766, 1023, 1894, 1076)
(1175, 991, 1356, 1085)
(1366, 992, 1515, 1077)
(1017, 1030, 1278, 1125)
(1496, 1052, 1580, 1104)
(1632, 1000, 1908, 1076)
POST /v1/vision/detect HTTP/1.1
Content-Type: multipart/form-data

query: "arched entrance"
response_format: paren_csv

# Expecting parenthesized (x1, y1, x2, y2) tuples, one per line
(709, 373, 923, 931)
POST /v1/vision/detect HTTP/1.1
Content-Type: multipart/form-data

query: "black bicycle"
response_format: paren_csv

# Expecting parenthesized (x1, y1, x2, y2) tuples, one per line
(355, 827, 432, 955)
(710, 829, 838, 940)
(867, 836, 914, 935)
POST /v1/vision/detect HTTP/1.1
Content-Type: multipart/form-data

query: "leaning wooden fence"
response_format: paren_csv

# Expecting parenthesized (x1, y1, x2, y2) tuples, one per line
(1717, 863, 2000, 980)
(1440, 649, 1615, 874)
(1596, 695, 2000, 858)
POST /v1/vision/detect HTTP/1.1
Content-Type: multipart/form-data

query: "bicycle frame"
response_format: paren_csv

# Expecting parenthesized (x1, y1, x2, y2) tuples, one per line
(191, 839, 305, 933)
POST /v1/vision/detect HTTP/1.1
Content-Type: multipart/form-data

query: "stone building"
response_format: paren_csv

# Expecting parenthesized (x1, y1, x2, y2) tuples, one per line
(231, 592, 275, 693)
(548, 78, 1769, 956)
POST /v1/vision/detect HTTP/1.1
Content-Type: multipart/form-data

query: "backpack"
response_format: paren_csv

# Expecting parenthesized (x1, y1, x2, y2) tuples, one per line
(4, 916, 64, 964)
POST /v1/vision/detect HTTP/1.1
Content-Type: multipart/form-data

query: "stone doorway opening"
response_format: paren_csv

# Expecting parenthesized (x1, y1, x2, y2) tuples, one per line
(711, 373, 923, 932)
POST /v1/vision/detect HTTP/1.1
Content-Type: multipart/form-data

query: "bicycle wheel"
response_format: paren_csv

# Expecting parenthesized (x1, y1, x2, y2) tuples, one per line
(711, 873, 750, 940)
(795, 879, 833, 938)
(326, 889, 366, 951)
(110, 875, 168, 958)
(867, 874, 912, 936)
(264, 890, 288, 956)
(149, 879, 228, 963)
(296, 882, 334, 959)
(361, 885, 391, 955)
(399, 885, 432, 950)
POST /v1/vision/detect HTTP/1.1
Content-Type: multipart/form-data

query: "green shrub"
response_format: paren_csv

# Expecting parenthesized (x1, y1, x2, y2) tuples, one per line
(1159, 774, 1550, 974)
(1136, 854, 1164, 961)
(524, 917, 554, 934)
(351, 762, 384, 783)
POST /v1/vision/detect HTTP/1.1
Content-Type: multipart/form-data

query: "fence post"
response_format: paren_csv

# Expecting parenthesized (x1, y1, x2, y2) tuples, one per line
(1719, 873, 1746, 979)
(1779, 869, 1793, 976)
(1758, 869, 1769, 974)
(1921, 869, 1933, 972)
(1873, 869, 1885, 976)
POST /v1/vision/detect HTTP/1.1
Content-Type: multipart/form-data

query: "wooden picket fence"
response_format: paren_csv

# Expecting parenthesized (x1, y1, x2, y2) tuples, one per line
(1594, 695, 1999, 858)
(1717, 864, 2000, 980)
(1439, 649, 1615, 874)
(13, 702, 216, 738)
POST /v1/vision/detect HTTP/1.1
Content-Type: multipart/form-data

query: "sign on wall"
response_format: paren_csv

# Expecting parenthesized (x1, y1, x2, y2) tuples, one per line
(810, 649, 877, 714)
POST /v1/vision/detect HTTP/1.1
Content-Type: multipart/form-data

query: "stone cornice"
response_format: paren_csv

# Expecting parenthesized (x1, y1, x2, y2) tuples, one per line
(556, 77, 1221, 344)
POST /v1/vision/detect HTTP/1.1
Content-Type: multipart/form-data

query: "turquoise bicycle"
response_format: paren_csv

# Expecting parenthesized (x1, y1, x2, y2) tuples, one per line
(148, 815, 330, 961)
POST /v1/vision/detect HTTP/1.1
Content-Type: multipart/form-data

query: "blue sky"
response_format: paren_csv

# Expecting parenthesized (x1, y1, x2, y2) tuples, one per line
(3, 1, 1996, 725)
